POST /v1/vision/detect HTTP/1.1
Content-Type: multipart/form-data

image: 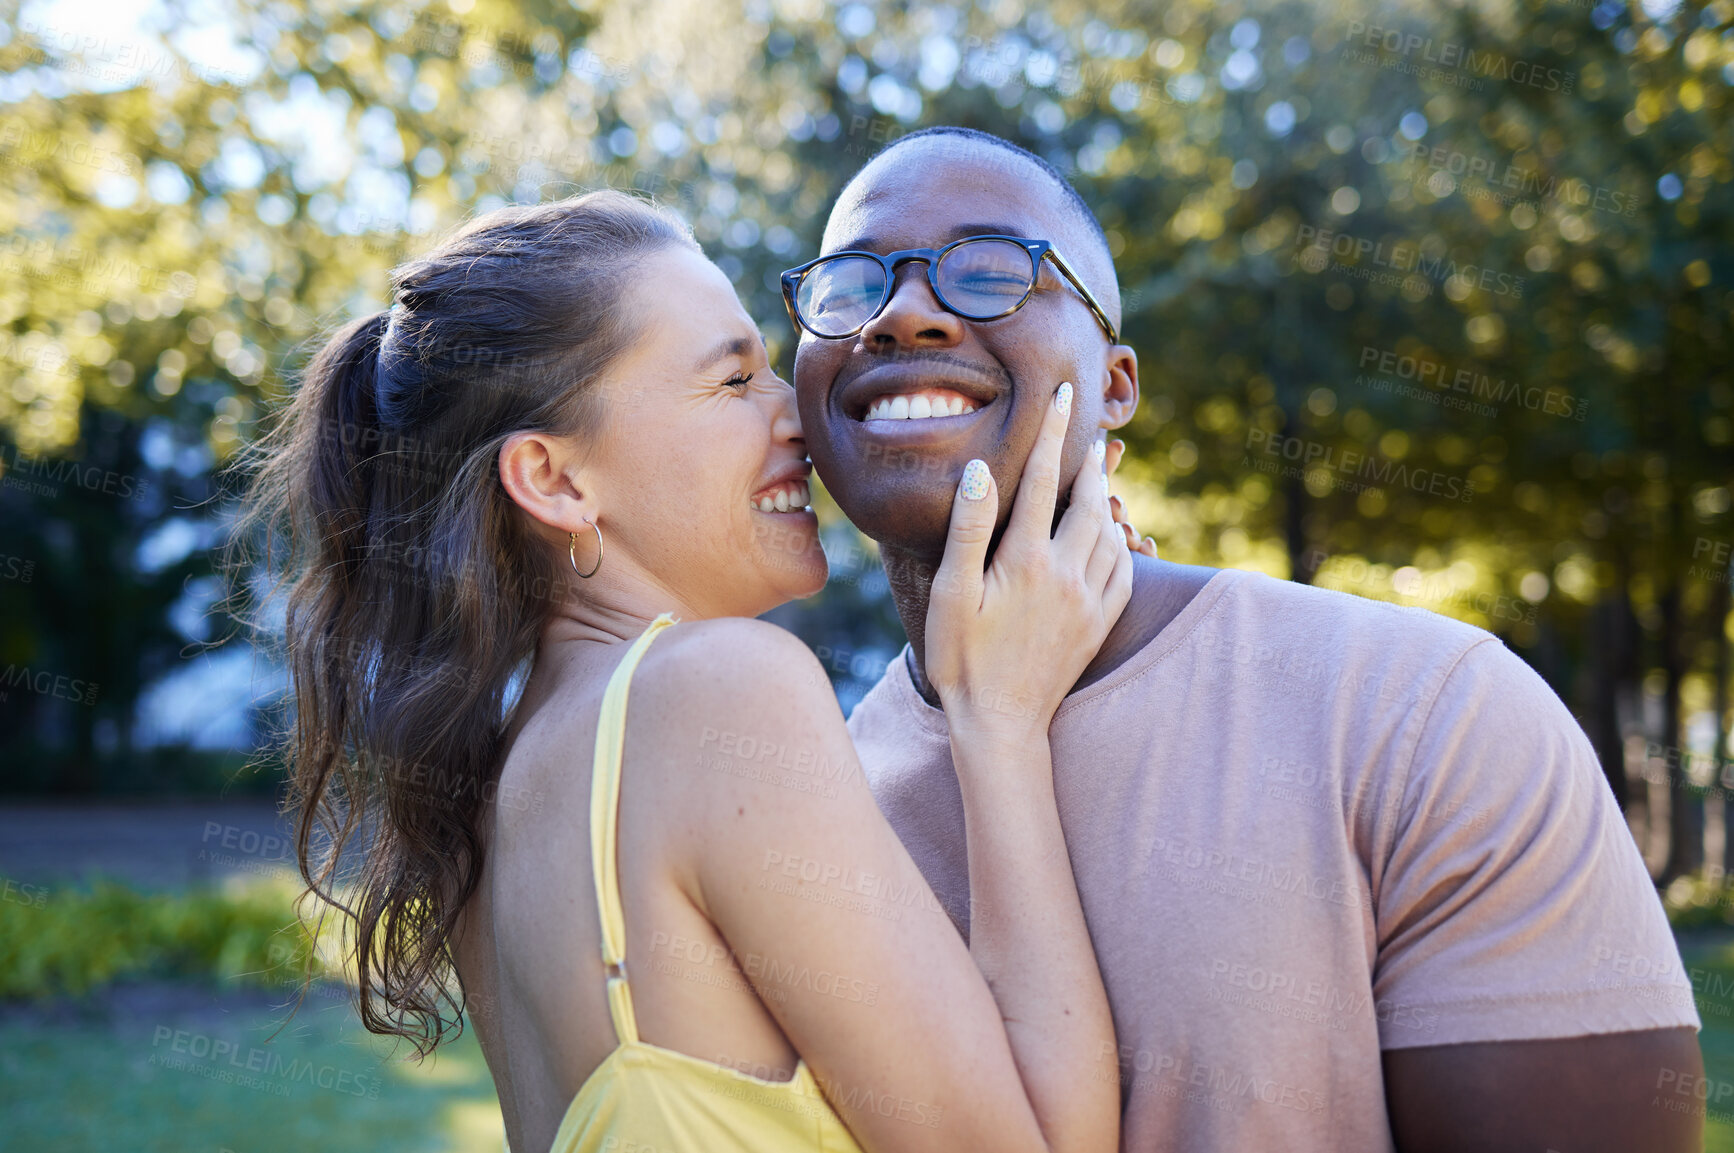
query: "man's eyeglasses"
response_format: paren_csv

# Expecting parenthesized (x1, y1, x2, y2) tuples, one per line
(780, 235, 1119, 345)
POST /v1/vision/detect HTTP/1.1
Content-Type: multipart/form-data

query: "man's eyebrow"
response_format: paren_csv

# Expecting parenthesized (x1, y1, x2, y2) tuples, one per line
(829, 223, 1033, 252)
(693, 335, 754, 374)
(946, 223, 1029, 240)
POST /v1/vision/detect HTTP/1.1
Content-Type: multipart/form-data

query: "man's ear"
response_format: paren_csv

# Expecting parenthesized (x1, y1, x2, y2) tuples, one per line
(1098, 343, 1139, 430)
(498, 431, 596, 536)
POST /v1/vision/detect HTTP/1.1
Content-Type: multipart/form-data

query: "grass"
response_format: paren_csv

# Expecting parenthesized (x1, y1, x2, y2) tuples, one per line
(1677, 930, 1734, 1152)
(0, 988, 503, 1152)
(4, 876, 1734, 1149)
(0, 873, 502, 1152)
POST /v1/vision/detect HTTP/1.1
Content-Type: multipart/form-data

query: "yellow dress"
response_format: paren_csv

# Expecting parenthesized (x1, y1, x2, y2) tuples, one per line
(546, 612, 868, 1153)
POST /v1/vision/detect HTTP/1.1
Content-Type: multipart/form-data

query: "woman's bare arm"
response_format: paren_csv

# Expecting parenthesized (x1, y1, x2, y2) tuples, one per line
(637, 384, 1129, 1153)
(632, 620, 1116, 1153)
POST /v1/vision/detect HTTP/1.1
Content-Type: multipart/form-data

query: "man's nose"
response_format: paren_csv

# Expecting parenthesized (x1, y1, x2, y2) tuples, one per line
(858, 262, 965, 350)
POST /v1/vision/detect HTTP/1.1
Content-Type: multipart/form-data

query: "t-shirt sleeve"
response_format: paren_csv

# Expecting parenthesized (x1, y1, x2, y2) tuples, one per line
(1371, 638, 1700, 1049)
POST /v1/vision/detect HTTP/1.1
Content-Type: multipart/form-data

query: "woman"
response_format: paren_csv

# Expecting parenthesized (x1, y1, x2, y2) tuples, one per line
(245, 190, 1138, 1153)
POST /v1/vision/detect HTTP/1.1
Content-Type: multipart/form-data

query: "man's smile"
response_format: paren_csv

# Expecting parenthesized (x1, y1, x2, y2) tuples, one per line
(863, 388, 980, 421)
(830, 356, 1011, 449)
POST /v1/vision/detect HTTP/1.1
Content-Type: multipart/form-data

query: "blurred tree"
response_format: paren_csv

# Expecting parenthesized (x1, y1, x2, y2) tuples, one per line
(0, 0, 1727, 897)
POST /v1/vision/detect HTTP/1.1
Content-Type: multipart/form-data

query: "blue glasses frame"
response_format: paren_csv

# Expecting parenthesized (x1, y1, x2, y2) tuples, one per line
(780, 234, 1119, 345)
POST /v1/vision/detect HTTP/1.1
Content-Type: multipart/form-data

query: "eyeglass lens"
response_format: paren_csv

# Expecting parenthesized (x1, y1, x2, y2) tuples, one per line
(794, 238, 1037, 338)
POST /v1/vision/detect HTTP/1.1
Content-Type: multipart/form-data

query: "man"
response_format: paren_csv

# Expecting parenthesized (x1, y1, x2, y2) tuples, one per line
(785, 125, 1703, 1151)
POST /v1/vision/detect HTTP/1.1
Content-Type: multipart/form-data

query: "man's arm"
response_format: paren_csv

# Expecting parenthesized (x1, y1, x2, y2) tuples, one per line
(1368, 637, 1704, 1150)
(1384, 1028, 1703, 1152)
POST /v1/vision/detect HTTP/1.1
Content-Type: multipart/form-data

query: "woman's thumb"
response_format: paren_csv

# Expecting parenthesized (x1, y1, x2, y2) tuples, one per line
(932, 458, 996, 608)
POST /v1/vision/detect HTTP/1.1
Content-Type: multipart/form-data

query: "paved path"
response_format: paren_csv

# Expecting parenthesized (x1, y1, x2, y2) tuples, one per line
(0, 799, 297, 890)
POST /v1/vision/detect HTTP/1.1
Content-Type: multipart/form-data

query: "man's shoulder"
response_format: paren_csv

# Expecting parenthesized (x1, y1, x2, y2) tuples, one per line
(845, 567, 1533, 740)
(1194, 567, 1496, 668)
(1077, 566, 1509, 721)
(1197, 571, 1581, 751)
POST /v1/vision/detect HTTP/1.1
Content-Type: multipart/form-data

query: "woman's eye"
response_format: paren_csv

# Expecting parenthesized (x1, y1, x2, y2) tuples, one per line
(724, 372, 753, 391)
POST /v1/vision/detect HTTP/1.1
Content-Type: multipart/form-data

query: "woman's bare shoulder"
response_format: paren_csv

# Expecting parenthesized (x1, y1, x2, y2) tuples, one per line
(627, 617, 861, 817)
(635, 616, 829, 696)
(625, 617, 846, 781)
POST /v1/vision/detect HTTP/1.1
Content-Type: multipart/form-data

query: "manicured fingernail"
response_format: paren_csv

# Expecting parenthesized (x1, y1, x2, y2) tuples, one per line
(1101, 472, 1112, 498)
(1094, 438, 1107, 468)
(1055, 381, 1072, 415)
(959, 458, 990, 501)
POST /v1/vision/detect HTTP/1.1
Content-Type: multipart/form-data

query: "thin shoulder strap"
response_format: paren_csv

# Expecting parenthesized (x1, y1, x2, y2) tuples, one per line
(590, 611, 679, 1046)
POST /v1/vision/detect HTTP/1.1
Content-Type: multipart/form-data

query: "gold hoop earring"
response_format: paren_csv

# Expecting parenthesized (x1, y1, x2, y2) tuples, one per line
(569, 517, 603, 579)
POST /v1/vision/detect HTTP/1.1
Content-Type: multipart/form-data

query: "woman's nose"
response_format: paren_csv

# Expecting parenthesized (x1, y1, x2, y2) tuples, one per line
(771, 376, 805, 441)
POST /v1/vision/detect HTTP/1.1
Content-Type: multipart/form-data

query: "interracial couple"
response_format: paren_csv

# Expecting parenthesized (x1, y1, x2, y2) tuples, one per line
(248, 126, 1699, 1153)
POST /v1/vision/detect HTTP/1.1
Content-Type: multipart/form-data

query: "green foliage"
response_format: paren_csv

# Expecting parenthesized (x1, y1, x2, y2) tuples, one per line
(0, 876, 324, 998)
(1667, 872, 1734, 930)
(0, 0, 1727, 804)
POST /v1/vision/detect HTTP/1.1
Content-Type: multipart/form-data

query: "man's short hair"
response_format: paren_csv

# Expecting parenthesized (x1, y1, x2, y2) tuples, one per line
(857, 125, 1113, 266)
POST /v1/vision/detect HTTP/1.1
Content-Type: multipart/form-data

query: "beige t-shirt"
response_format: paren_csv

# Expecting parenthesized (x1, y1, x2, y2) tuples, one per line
(847, 567, 1697, 1151)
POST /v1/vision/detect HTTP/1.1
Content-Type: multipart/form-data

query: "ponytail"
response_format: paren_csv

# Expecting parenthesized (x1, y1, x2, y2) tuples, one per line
(304, 312, 389, 572)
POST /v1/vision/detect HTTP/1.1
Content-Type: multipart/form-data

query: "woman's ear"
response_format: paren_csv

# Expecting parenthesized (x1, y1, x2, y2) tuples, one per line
(1099, 344, 1139, 431)
(498, 431, 595, 534)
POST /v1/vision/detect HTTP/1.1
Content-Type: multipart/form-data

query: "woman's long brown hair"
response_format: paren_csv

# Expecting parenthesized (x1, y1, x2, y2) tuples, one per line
(234, 191, 697, 1055)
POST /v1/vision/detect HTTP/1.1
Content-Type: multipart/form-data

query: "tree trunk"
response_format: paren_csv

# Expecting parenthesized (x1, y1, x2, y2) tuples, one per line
(1285, 466, 1312, 584)
(1590, 581, 1636, 810)
(1272, 291, 1313, 585)
(1662, 581, 1702, 881)
(1714, 559, 1732, 882)
(1276, 397, 1312, 584)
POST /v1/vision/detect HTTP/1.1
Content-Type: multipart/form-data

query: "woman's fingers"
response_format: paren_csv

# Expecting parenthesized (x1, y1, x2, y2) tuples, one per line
(1053, 433, 1109, 558)
(930, 457, 998, 616)
(925, 392, 1139, 730)
(1001, 381, 1073, 557)
(1084, 471, 1125, 591)
(1105, 442, 1135, 550)
(1109, 497, 1140, 551)
(1116, 491, 1159, 558)
(1107, 523, 1136, 614)
(1108, 478, 1160, 558)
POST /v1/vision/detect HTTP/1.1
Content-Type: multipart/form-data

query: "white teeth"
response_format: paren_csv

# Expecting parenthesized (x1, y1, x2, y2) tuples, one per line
(865, 392, 982, 421)
(751, 480, 810, 512)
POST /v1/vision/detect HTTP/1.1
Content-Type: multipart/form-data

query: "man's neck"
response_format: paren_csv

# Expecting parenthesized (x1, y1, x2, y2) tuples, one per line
(881, 547, 1219, 710)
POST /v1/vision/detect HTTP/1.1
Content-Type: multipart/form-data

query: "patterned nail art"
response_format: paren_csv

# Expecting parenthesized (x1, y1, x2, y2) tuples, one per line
(1094, 438, 1107, 467)
(1055, 381, 1073, 415)
(960, 458, 991, 501)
